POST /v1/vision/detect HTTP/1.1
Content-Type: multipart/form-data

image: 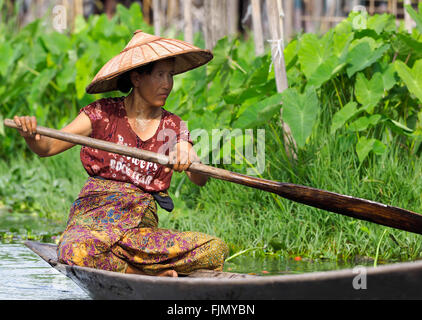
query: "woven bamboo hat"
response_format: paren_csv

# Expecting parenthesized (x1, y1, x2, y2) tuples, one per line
(86, 30, 213, 94)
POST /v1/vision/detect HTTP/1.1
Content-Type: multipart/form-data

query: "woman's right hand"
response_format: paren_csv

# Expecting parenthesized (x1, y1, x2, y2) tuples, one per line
(13, 116, 41, 141)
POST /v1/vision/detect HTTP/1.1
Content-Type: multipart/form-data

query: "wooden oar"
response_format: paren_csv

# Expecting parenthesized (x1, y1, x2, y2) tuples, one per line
(5, 118, 422, 235)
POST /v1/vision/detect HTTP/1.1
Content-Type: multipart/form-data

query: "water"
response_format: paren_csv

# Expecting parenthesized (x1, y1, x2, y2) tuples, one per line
(224, 254, 374, 276)
(0, 244, 90, 300)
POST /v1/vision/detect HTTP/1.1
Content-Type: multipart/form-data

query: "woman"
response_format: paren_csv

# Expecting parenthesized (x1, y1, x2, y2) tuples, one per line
(13, 30, 229, 277)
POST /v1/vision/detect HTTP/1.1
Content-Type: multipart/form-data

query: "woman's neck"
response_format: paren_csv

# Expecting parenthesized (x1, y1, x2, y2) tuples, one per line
(124, 91, 161, 120)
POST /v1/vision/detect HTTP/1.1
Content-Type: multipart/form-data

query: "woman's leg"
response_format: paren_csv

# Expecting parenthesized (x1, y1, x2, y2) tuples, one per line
(113, 227, 229, 276)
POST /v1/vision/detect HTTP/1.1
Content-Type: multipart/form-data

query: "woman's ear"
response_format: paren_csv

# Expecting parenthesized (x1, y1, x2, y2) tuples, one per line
(129, 71, 141, 88)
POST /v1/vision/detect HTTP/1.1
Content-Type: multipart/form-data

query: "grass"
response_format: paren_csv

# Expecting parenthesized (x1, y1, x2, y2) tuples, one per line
(1, 116, 422, 264)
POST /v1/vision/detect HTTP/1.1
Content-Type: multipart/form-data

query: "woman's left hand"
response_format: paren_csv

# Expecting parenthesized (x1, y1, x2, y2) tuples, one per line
(165, 140, 199, 173)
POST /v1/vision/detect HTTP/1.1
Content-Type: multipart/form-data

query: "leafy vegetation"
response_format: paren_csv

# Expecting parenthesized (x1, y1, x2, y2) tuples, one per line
(1, 2, 422, 265)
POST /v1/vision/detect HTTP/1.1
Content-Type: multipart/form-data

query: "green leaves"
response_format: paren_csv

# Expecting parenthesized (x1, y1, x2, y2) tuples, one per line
(395, 59, 422, 103)
(330, 101, 359, 134)
(0, 41, 14, 76)
(346, 39, 390, 77)
(354, 72, 384, 113)
(297, 32, 345, 88)
(356, 137, 386, 163)
(233, 93, 283, 129)
(281, 87, 319, 148)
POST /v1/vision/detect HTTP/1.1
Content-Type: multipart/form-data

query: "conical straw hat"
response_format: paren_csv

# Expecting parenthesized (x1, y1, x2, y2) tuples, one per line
(86, 30, 213, 94)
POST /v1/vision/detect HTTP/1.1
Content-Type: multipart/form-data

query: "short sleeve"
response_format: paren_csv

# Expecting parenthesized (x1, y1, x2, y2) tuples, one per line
(79, 99, 110, 139)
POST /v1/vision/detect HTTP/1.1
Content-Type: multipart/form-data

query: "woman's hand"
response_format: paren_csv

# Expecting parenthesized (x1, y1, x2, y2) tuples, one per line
(164, 141, 208, 186)
(165, 140, 198, 173)
(13, 116, 41, 141)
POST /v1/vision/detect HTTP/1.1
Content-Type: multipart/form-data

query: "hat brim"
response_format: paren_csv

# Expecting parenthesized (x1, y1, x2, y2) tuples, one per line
(86, 43, 213, 94)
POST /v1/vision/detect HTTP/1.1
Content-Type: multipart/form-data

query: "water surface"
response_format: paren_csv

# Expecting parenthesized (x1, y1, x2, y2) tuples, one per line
(0, 243, 90, 300)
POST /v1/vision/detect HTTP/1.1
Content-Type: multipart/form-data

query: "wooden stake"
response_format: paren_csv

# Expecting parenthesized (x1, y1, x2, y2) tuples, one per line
(265, 0, 296, 159)
(404, 0, 413, 33)
(251, 0, 264, 56)
(183, 0, 193, 44)
(153, 0, 162, 36)
(227, 0, 239, 36)
(203, 0, 227, 50)
(284, 0, 294, 41)
(265, 0, 288, 92)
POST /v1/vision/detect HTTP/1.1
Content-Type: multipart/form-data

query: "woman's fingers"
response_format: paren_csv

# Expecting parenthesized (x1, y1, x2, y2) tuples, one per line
(13, 115, 38, 139)
(169, 149, 191, 172)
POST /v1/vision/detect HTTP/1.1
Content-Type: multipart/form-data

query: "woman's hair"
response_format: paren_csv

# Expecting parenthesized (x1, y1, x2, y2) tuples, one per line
(117, 57, 176, 93)
(116, 62, 155, 93)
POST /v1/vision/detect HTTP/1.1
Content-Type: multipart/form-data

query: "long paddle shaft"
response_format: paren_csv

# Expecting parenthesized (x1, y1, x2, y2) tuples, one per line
(5, 118, 422, 235)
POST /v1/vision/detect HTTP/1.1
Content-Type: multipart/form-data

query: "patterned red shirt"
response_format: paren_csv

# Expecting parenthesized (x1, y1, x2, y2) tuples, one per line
(79, 96, 192, 192)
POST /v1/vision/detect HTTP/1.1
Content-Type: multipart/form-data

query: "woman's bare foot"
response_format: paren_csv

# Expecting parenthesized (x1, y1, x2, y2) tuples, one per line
(126, 265, 178, 277)
(157, 269, 178, 277)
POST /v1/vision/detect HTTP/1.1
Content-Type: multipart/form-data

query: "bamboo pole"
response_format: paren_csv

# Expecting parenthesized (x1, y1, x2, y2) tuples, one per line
(284, 0, 293, 41)
(153, 0, 162, 36)
(183, 0, 193, 44)
(404, 0, 412, 33)
(203, 0, 227, 50)
(251, 0, 264, 56)
(74, 0, 83, 17)
(265, 0, 296, 159)
(369, 0, 375, 15)
(227, 0, 239, 36)
(143, 0, 152, 24)
(265, 0, 288, 92)
(203, 0, 212, 50)
(312, 0, 323, 33)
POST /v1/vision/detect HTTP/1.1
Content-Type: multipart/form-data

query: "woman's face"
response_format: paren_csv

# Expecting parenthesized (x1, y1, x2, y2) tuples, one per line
(132, 59, 175, 108)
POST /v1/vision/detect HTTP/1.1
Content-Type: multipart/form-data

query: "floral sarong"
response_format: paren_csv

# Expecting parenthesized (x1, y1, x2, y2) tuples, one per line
(57, 177, 229, 275)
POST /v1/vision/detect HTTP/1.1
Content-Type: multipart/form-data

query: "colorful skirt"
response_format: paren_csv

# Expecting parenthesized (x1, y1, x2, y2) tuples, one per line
(57, 177, 229, 275)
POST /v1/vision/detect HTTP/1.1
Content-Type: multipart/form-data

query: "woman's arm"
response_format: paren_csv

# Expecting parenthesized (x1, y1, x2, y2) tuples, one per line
(13, 112, 92, 157)
(166, 140, 209, 187)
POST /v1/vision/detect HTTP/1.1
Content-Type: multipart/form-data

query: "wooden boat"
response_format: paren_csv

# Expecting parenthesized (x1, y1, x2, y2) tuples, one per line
(25, 240, 422, 299)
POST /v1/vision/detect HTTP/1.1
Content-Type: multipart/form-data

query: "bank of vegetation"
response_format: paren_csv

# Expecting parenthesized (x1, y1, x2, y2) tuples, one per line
(1, 3, 422, 265)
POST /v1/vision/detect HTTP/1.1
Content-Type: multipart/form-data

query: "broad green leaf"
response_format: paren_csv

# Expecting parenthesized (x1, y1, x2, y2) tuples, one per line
(298, 32, 343, 87)
(284, 39, 298, 69)
(372, 140, 387, 155)
(348, 114, 382, 132)
(281, 87, 319, 148)
(346, 39, 390, 77)
(332, 31, 353, 60)
(298, 33, 332, 80)
(233, 93, 283, 129)
(28, 69, 56, 105)
(367, 14, 396, 34)
(56, 62, 76, 92)
(308, 56, 345, 88)
(381, 63, 397, 91)
(40, 32, 71, 56)
(356, 137, 385, 163)
(75, 54, 93, 100)
(0, 113, 4, 136)
(395, 59, 422, 103)
(355, 72, 384, 113)
(330, 101, 359, 134)
(0, 41, 14, 77)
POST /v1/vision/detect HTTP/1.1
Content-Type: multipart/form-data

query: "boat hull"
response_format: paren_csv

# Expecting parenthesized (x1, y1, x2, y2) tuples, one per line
(25, 241, 422, 300)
